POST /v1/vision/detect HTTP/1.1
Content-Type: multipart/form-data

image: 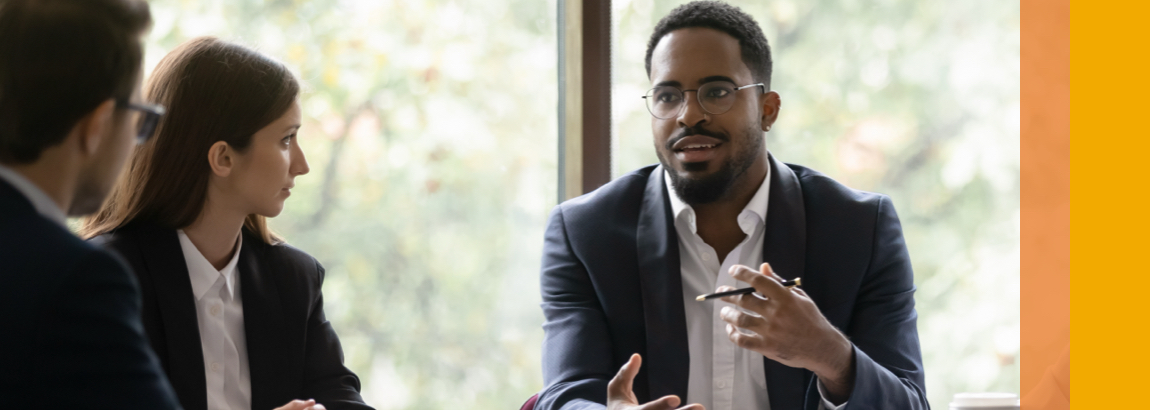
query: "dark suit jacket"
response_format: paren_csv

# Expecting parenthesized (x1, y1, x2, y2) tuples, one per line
(538, 155, 928, 410)
(93, 223, 372, 410)
(0, 179, 181, 409)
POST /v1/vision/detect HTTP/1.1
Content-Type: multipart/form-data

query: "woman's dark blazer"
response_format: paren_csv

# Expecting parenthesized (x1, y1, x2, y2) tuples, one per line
(92, 222, 373, 410)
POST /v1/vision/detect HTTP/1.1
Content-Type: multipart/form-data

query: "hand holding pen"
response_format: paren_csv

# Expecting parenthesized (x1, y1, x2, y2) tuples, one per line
(712, 263, 857, 404)
(695, 277, 801, 301)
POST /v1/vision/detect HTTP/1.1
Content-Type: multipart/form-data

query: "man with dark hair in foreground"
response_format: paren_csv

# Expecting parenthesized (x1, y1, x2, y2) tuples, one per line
(538, 2, 928, 409)
(0, 0, 177, 407)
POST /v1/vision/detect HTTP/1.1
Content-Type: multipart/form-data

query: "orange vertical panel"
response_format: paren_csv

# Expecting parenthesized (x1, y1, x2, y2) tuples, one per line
(1020, 0, 1069, 406)
(1069, 0, 1150, 407)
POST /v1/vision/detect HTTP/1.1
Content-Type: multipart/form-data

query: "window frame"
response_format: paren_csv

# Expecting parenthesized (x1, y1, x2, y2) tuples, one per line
(558, 0, 612, 201)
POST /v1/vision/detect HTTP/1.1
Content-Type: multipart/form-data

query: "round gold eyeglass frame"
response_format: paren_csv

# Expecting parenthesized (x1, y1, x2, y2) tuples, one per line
(641, 82, 765, 120)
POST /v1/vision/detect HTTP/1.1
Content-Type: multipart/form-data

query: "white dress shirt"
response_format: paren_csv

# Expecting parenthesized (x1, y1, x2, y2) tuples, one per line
(666, 163, 846, 410)
(0, 164, 67, 226)
(177, 230, 252, 410)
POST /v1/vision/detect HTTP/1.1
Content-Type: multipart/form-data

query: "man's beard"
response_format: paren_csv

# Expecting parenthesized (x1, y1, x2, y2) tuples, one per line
(658, 125, 762, 206)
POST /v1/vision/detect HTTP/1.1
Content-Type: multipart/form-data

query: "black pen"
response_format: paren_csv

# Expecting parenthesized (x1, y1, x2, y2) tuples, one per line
(694, 278, 802, 301)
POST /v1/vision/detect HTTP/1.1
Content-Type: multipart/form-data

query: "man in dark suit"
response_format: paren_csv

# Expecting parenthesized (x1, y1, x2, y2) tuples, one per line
(0, 0, 179, 407)
(538, 2, 927, 410)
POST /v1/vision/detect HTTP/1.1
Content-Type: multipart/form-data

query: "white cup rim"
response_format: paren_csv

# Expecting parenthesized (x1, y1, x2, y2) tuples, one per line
(949, 392, 1019, 407)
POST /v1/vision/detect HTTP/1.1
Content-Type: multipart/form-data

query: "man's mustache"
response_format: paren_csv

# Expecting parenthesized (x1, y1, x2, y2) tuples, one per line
(665, 126, 729, 151)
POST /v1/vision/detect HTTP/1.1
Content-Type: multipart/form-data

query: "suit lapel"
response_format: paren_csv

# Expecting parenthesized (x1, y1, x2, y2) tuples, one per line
(760, 154, 816, 410)
(635, 166, 691, 401)
(238, 234, 291, 410)
(136, 226, 208, 410)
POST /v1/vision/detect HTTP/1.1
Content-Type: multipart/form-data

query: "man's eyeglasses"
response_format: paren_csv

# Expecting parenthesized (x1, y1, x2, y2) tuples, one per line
(642, 81, 765, 120)
(116, 100, 166, 144)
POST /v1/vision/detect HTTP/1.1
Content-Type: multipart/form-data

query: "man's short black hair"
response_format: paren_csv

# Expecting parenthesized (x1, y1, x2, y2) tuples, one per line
(0, 0, 151, 164)
(644, 1, 772, 87)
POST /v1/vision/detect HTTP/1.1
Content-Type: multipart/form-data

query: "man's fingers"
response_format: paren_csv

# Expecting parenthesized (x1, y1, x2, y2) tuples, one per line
(720, 306, 763, 329)
(760, 263, 783, 280)
(726, 323, 765, 351)
(760, 263, 804, 297)
(607, 353, 641, 401)
(274, 399, 316, 410)
(635, 394, 705, 410)
(638, 395, 681, 410)
(729, 264, 788, 299)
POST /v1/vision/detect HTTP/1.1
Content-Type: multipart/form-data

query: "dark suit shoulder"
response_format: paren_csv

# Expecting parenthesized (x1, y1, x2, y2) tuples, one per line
(245, 231, 325, 285)
(262, 240, 322, 270)
(0, 213, 179, 407)
(788, 162, 913, 292)
(787, 162, 889, 211)
(557, 165, 655, 214)
(0, 210, 130, 305)
(89, 223, 155, 267)
(553, 164, 656, 237)
(0, 180, 119, 281)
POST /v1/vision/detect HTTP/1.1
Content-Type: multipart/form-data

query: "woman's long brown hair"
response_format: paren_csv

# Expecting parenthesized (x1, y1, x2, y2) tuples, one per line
(81, 36, 299, 243)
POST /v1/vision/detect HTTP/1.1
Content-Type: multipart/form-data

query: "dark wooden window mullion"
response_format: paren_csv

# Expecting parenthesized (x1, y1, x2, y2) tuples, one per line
(580, 0, 612, 195)
(558, 0, 611, 202)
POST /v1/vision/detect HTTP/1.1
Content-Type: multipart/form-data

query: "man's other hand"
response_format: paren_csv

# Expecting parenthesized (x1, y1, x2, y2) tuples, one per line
(607, 354, 705, 410)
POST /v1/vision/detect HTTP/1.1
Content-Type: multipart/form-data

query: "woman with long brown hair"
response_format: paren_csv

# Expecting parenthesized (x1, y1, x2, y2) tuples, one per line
(83, 37, 372, 410)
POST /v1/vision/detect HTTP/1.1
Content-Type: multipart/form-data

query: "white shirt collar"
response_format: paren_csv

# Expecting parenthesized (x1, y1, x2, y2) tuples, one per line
(177, 229, 242, 300)
(0, 164, 68, 226)
(663, 159, 772, 235)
